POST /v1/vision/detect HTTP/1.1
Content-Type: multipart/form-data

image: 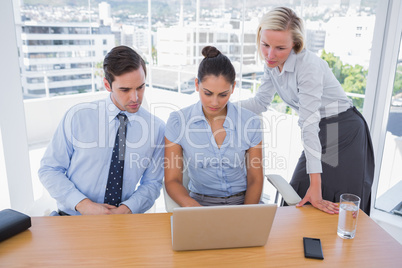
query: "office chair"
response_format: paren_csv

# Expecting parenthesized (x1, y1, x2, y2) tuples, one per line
(26, 190, 58, 216)
(265, 174, 301, 206)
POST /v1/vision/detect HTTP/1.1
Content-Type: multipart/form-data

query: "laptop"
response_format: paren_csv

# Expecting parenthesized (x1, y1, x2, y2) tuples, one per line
(171, 204, 277, 251)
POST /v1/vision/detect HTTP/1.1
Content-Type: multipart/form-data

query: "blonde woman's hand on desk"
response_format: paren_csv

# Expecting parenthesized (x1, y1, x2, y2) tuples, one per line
(296, 173, 339, 214)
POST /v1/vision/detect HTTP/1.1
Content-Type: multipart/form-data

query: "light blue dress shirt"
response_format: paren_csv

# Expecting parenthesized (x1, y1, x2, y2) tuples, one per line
(39, 95, 165, 215)
(165, 101, 262, 197)
(240, 49, 352, 174)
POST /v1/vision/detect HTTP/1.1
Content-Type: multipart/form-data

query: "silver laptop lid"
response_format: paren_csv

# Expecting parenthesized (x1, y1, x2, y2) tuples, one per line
(171, 204, 277, 251)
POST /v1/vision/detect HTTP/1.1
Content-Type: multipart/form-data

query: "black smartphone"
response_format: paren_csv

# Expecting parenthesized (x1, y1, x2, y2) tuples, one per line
(303, 237, 324, 260)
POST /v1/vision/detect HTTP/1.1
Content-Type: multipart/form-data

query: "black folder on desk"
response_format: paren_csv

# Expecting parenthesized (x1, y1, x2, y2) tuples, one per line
(0, 209, 31, 242)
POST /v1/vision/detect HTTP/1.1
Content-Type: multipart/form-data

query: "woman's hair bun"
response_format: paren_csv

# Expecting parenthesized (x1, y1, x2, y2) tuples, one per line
(202, 46, 221, 58)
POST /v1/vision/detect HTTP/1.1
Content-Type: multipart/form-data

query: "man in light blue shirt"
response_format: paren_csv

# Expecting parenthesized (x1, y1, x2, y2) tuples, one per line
(39, 46, 165, 215)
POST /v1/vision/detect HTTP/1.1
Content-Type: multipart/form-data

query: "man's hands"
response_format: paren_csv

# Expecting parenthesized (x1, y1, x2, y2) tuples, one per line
(110, 204, 131, 214)
(75, 198, 132, 215)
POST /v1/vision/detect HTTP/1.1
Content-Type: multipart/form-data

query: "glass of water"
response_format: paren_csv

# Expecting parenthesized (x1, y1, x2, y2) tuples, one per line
(337, 193, 361, 239)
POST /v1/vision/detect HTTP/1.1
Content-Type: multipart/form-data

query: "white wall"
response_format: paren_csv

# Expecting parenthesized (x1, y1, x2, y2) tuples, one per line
(0, 0, 34, 213)
(0, 129, 11, 211)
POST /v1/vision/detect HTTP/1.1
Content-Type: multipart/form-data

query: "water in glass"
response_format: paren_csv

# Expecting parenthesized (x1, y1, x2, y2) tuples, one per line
(337, 202, 359, 239)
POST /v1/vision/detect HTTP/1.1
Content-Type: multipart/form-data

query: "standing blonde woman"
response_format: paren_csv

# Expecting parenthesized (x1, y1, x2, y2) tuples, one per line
(240, 7, 374, 215)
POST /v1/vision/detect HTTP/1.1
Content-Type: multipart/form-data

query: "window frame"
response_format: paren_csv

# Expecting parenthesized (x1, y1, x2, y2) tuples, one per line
(363, 0, 402, 229)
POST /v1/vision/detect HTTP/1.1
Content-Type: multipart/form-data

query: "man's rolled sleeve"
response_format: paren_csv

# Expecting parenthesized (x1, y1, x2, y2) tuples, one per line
(38, 115, 88, 212)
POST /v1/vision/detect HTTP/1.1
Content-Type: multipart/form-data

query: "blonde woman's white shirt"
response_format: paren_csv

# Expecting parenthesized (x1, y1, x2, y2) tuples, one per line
(240, 49, 352, 174)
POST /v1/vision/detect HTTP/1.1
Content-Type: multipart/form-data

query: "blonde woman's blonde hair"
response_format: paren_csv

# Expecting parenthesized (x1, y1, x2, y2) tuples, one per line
(256, 7, 305, 59)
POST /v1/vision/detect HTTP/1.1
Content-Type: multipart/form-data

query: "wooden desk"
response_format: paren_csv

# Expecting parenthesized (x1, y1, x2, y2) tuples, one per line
(0, 206, 401, 267)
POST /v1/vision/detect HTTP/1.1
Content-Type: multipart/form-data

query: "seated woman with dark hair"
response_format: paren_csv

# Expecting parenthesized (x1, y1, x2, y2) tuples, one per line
(164, 46, 264, 207)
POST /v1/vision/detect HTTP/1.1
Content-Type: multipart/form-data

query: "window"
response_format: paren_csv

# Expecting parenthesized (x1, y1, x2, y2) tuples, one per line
(374, 39, 402, 216)
(199, 33, 207, 43)
(3, 0, 395, 226)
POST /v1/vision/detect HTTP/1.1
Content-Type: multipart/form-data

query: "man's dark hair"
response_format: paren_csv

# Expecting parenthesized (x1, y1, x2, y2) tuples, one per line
(103, 46, 147, 87)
